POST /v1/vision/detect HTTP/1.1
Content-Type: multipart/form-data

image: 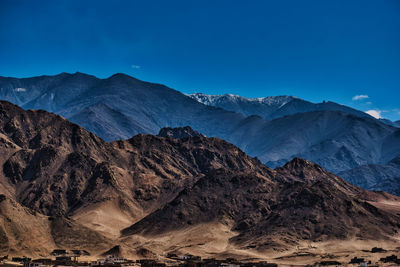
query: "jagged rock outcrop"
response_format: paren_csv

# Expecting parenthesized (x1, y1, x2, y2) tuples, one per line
(158, 126, 205, 138)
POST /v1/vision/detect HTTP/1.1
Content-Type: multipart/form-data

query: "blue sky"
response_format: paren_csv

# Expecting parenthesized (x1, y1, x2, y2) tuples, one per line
(1, 0, 399, 120)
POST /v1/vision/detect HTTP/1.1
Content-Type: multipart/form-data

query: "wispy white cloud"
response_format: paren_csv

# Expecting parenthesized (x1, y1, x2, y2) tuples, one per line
(352, 94, 369, 101)
(131, 64, 141, 69)
(365, 109, 382, 119)
(15, 88, 26, 92)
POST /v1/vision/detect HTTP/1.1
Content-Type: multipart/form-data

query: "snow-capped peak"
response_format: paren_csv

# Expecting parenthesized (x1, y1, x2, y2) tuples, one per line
(189, 93, 296, 107)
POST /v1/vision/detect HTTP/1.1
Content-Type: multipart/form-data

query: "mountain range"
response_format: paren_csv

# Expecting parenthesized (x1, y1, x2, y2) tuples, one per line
(1, 72, 400, 195)
(189, 93, 400, 195)
(339, 155, 400, 196)
(188, 93, 373, 120)
(0, 100, 400, 262)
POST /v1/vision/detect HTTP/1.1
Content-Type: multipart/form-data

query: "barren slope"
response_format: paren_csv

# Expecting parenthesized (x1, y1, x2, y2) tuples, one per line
(0, 100, 399, 260)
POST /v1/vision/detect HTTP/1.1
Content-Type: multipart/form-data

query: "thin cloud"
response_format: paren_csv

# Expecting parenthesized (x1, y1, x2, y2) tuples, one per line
(131, 64, 141, 69)
(352, 94, 369, 101)
(365, 109, 382, 119)
(392, 109, 400, 116)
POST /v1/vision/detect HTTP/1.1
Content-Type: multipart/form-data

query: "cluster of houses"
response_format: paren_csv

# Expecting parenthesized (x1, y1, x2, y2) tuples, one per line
(2, 249, 400, 267)
(0, 249, 133, 267)
(0, 254, 135, 267)
(0, 251, 278, 267)
(315, 253, 400, 266)
(163, 254, 277, 267)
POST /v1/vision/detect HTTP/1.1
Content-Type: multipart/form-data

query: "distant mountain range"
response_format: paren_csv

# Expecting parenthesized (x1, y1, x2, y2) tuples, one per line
(1, 72, 400, 194)
(339, 155, 400, 196)
(0, 101, 399, 259)
(190, 92, 400, 129)
(189, 92, 400, 193)
(189, 93, 373, 120)
(380, 118, 400, 128)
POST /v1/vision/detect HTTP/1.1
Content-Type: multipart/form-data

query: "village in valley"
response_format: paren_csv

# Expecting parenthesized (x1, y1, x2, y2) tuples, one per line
(0, 250, 278, 267)
(1, 248, 400, 267)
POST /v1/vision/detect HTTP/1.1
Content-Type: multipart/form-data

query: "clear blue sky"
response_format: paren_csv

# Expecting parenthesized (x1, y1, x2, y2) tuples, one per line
(1, 0, 399, 120)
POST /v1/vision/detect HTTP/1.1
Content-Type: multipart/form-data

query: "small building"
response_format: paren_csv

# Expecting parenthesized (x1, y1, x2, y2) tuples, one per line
(11, 257, 30, 263)
(178, 255, 201, 262)
(349, 257, 364, 264)
(51, 249, 67, 256)
(166, 253, 178, 259)
(32, 259, 52, 265)
(380, 255, 400, 264)
(23, 263, 40, 267)
(371, 247, 385, 253)
(54, 256, 72, 266)
(136, 259, 165, 267)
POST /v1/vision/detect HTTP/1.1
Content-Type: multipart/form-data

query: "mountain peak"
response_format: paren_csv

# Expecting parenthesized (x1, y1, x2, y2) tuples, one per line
(280, 157, 324, 172)
(284, 157, 314, 167)
(157, 126, 205, 139)
(389, 155, 400, 166)
(108, 73, 135, 80)
(276, 157, 332, 182)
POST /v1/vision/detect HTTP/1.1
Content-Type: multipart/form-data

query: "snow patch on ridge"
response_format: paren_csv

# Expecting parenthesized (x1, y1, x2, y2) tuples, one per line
(189, 93, 297, 107)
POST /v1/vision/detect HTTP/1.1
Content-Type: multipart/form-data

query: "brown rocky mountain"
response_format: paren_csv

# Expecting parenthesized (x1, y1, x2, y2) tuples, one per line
(0, 100, 400, 262)
(122, 159, 400, 250)
(0, 100, 265, 255)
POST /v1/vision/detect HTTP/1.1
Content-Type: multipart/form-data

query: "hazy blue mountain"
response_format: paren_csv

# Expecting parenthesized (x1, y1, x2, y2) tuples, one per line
(339, 155, 400, 195)
(226, 111, 400, 173)
(379, 118, 400, 128)
(1, 72, 400, 178)
(0, 72, 246, 140)
(189, 92, 372, 120)
(0, 72, 99, 109)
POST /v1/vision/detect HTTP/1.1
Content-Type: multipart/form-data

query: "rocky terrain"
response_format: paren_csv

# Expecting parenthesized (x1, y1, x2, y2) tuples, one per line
(0, 100, 265, 255)
(122, 159, 400, 250)
(2, 73, 400, 195)
(2, 74, 400, 180)
(157, 126, 205, 138)
(0, 100, 400, 262)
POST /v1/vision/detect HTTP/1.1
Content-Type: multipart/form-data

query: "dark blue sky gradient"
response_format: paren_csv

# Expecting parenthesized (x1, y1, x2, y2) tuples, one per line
(1, 0, 399, 120)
